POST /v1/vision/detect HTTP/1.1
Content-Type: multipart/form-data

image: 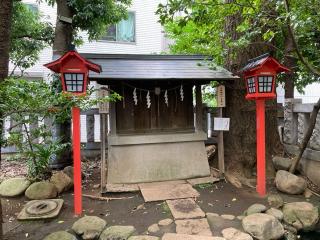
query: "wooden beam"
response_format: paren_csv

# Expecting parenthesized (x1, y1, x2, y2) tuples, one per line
(100, 113, 107, 194)
(195, 85, 203, 132)
(217, 108, 225, 178)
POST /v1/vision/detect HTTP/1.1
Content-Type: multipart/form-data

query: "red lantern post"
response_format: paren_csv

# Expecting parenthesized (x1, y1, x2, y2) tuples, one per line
(44, 51, 101, 214)
(242, 54, 289, 196)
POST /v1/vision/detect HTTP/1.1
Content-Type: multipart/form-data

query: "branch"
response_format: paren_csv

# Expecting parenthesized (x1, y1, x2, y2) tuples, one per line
(284, 0, 320, 77)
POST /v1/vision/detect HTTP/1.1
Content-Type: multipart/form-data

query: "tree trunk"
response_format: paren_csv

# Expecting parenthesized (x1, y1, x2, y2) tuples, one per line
(53, 0, 73, 56)
(283, 30, 296, 99)
(223, 0, 281, 186)
(50, 0, 74, 169)
(0, 0, 13, 238)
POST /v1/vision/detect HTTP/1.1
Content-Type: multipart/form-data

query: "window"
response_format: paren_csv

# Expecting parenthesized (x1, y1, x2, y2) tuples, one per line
(247, 77, 256, 93)
(258, 76, 273, 93)
(25, 3, 39, 14)
(64, 73, 85, 93)
(101, 12, 135, 43)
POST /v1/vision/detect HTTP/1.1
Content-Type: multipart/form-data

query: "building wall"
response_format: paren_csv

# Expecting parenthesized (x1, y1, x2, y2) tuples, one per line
(10, 0, 167, 78)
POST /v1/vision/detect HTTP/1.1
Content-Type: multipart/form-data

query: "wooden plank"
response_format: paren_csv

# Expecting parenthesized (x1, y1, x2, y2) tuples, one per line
(217, 108, 225, 178)
(100, 113, 107, 193)
(195, 85, 203, 132)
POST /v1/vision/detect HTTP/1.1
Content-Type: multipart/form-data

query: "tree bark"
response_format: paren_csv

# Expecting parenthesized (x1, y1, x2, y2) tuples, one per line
(289, 97, 320, 173)
(50, 0, 74, 169)
(223, 0, 281, 185)
(0, 0, 13, 238)
(53, 0, 73, 56)
(283, 30, 296, 99)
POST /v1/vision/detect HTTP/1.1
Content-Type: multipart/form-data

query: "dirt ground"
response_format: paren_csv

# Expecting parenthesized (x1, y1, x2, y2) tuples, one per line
(1, 160, 320, 240)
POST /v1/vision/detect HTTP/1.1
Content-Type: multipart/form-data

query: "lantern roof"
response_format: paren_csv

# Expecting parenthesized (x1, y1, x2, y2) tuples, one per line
(44, 50, 102, 73)
(241, 53, 290, 74)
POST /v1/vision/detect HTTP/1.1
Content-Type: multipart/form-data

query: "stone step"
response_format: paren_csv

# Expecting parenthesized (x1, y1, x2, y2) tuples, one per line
(162, 233, 225, 240)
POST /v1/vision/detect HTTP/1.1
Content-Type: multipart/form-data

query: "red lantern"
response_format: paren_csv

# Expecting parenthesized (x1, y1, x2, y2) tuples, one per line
(243, 53, 289, 100)
(44, 51, 101, 215)
(44, 50, 101, 95)
(242, 53, 289, 196)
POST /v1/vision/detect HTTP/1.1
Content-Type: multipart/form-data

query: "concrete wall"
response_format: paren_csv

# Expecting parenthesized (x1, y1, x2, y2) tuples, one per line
(107, 140, 210, 184)
(283, 98, 320, 186)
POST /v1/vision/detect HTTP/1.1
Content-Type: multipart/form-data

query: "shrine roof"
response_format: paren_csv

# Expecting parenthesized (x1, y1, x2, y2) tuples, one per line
(81, 54, 239, 81)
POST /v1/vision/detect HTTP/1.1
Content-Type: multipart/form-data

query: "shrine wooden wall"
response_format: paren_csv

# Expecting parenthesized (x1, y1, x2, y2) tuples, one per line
(112, 82, 194, 134)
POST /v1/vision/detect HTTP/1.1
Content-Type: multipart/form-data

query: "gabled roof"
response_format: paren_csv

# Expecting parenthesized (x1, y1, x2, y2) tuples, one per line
(44, 51, 102, 73)
(81, 54, 239, 81)
(241, 53, 290, 73)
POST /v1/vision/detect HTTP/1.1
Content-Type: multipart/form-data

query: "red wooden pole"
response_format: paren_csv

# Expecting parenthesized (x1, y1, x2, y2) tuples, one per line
(256, 99, 266, 196)
(72, 107, 82, 215)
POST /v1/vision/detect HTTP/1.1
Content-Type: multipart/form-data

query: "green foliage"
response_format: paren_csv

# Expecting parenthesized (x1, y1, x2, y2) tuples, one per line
(10, 1, 54, 72)
(0, 78, 121, 179)
(157, 0, 320, 89)
(67, 0, 132, 41)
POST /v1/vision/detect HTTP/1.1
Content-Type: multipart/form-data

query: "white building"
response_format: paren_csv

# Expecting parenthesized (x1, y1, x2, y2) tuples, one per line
(11, 0, 168, 80)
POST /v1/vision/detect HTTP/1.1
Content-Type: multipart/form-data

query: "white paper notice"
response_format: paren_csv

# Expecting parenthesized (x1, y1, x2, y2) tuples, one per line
(214, 117, 230, 131)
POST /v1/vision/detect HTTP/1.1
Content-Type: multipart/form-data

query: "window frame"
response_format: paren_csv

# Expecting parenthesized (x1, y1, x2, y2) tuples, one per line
(100, 11, 137, 44)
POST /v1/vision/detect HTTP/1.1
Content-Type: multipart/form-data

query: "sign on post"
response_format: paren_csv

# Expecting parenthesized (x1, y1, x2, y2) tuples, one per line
(98, 88, 109, 114)
(216, 85, 226, 108)
(214, 117, 230, 131)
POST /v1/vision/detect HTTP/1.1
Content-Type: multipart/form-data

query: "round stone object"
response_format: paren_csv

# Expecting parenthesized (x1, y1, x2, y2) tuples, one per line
(242, 213, 284, 240)
(26, 200, 58, 216)
(25, 182, 58, 200)
(43, 231, 77, 240)
(0, 177, 30, 197)
(158, 218, 173, 226)
(283, 202, 319, 231)
(245, 204, 267, 216)
(148, 224, 160, 233)
(72, 216, 107, 240)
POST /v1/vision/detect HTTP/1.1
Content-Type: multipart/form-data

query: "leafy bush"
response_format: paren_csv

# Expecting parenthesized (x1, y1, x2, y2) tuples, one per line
(0, 78, 120, 180)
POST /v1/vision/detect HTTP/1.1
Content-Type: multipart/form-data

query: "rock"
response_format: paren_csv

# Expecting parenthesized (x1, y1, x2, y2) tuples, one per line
(93, 184, 101, 189)
(0, 177, 30, 197)
(99, 225, 136, 240)
(147, 224, 160, 233)
(275, 170, 307, 195)
(272, 156, 292, 171)
(63, 166, 74, 179)
(304, 189, 313, 199)
(43, 231, 77, 240)
(221, 227, 253, 240)
(283, 231, 297, 240)
(267, 194, 284, 209)
(25, 182, 58, 200)
(245, 204, 267, 216)
(50, 171, 73, 194)
(237, 216, 244, 221)
(242, 213, 284, 240)
(72, 216, 107, 239)
(128, 236, 159, 240)
(175, 218, 212, 236)
(266, 208, 284, 220)
(162, 233, 225, 240)
(206, 212, 219, 217)
(221, 214, 235, 220)
(158, 218, 173, 226)
(282, 202, 319, 231)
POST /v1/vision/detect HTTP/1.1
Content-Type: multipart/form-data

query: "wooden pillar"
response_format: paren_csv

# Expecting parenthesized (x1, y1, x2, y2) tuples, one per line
(195, 85, 203, 132)
(100, 113, 107, 193)
(218, 108, 225, 177)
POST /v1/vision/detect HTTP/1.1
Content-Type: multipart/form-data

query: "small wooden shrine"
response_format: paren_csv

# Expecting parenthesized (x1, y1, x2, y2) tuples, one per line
(83, 54, 237, 186)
